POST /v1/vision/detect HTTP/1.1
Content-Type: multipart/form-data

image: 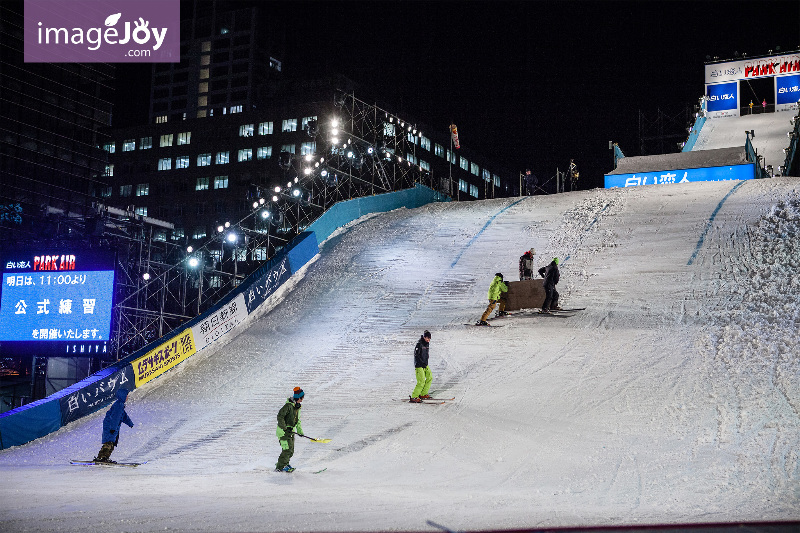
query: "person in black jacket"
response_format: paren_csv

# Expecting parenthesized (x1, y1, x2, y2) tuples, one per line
(409, 330, 432, 403)
(538, 257, 561, 313)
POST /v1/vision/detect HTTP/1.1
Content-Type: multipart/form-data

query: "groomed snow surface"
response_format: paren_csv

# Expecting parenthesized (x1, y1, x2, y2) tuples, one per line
(2, 179, 800, 532)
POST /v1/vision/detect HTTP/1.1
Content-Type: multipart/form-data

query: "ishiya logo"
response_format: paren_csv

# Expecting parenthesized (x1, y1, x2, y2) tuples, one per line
(24, 0, 179, 63)
(708, 93, 734, 101)
(37, 13, 167, 53)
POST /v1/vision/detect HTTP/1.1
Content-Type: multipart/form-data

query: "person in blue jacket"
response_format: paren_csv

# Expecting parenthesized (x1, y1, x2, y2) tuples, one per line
(94, 387, 134, 463)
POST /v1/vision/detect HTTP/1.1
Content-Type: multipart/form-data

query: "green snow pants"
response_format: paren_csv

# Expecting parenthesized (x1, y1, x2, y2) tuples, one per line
(411, 366, 432, 398)
(276, 434, 295, 470)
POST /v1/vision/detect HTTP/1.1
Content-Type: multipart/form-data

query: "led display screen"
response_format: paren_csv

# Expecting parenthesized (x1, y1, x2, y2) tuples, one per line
(0, 250, 115, 356)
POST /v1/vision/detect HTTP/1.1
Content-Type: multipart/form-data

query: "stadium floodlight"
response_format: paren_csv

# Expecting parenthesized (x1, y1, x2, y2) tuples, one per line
(274, 186, 281, 193)
(217, 225, 224, 233)
(331, 118, 339, 128)
(305, 154, 314, 162)
(320, 169, 328, 178)
(226, 232, 238, 244)
(259, 198, 265, 205)
(287, 182, 292, 188)
(186, 246, 193, 253)
(142, 272, 151, 281)
(272, 195, 279, 202)
(253, 201, 259, 209)
(188, 257, 200, 268)
(292, 188, 301, 198)
(224, 221, 230, 228)
(304, 168, 312, 175)
(261, 210, 270, 219)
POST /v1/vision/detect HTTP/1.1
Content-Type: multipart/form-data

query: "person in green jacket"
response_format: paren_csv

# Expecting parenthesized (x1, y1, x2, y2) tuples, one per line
(275, 387, 305, 472)
(477, 272, 509, 326)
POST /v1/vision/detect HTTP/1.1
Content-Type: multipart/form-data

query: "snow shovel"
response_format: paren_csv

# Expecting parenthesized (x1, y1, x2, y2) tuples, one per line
(292, 432, 331, 443)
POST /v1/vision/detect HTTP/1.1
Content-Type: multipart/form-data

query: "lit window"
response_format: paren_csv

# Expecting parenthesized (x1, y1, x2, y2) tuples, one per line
(447, 150, 457, 164)
(136, 183, 149, 196)
(493, 175, 500, 187)
(160, 134, 173, 147)
(100, 186, 112, 198)
(435, 144, 444, 157)
(470, 184, 479, 198)
(154, 231, 166, 242)
(459, 179, 468, 193)
(230, 105, 242, 114)
(471, 162, 480, 176)
(122, 139, 136, 152)
(198, 82, 208, 94)
(257, 146, 272, 159)
(460, 156, 469, 171)
(258, 121, 273, 135)
(237, 148, 253, 162)
(176, 156, 190, 169)
(192, 227, 206, 239)
(196, 177, 210, 191)
(197, 153, 211, 166)
(158, 158, 172, 171)
(209, 275, 222, 288)
(216, 151, 229, 164)
(280, 144, 295, 154)
(281, 118, 297, 132)
(300, 141, 316, 155)
(103, 142, 115, 153)
(252, 247, 268, 261)
(120, 185, 132, 197)
(407, 132, 417, 144)
(104, 164, 114, 177)
(483, 169, 491, 182)
(406, 153, 417, 165)
(197, 109, 207, 118)
(201, 41, 211, 52)
(420, 160, 430, 171)
(155, 115, 168, 124)
(135, 206, 148, 216)
(200, 55, 210, 66)
(140, 137, 152, 150)
(199, 68, 209, 80)
(384, 123, 395, 136)
(214, 176, 229, 189)
(420, 136, 431, 151)
(301, 116, 317, 130)
(177, 132, 191, 145)
(239, 124, 254, 137)
(171, 228, 184, 240)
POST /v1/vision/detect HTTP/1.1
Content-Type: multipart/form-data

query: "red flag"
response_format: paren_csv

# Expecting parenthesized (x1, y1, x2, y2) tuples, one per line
(450, 124, 460, 149)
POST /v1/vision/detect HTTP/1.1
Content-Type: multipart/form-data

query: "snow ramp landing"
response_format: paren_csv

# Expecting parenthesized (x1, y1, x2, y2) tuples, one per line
(2, 179, 800, 532)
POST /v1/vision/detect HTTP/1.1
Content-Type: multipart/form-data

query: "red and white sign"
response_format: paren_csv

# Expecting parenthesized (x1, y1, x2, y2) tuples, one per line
(706, 52, 800, 84)
(450, 124, 460, 149)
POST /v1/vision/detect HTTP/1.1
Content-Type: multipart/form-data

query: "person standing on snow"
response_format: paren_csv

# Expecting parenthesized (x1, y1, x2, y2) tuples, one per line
(276, 387, 305, 472)
(477, 273, 509, 326)
(410, 330, 433, 403)
(538, 258, 562, 313)
(519, 249, 535, 280)
(94, 387, 134, 463)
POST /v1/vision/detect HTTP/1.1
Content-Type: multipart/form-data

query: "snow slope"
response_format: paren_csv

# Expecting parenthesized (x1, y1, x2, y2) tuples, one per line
(1, 178, 800, 532)
(693, 113, 793, 174)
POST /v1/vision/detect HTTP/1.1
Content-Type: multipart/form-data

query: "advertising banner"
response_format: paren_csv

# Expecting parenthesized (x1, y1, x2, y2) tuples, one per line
(706, 81, 739, 118)
(605, 164, 755, 188)
(705, 52, 800, 84)
(0, 250, 115, 357)
(132, 328, 196, 387)
(24, 0, 180, 63)
(243, 256, 291, 314)
(776, 74, 800, 111)
(58, 364, 135, 426)
(191, 293, 248, 351)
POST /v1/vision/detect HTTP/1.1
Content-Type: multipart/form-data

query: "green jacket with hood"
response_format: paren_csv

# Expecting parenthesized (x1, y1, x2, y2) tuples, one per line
(276, 398, 303, 439)
(487, 275, 509, 300)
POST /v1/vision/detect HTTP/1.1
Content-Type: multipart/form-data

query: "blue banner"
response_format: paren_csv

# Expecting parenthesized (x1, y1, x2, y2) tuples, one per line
(776, 74, 800, 105)
(605, 164, 755, 188)
(56, 364, 135, 426)
(243, 256, 292, 314)
(706, 81, 738, 112)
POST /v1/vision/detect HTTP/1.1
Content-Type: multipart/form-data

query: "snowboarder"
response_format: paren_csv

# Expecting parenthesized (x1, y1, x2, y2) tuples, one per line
(519, 249, 535, 280)
(410, 330, 433, 403)
(477, 273, 509, 325)
(538, 258, 561, 313)
(93, 387, 134, 464)
(276, 387, 305, 472)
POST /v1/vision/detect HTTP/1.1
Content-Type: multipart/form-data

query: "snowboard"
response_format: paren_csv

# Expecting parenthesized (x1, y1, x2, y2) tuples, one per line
(71, 460, 145, 467)
(393, 398, 446, 405)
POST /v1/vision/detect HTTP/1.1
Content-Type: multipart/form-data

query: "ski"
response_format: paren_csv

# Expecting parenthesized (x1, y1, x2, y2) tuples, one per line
(552, 307, 586, 312)
(394, 397, 454, 401)
(464, 323, 506, 327)
(70, 460, 145, 467)
(393, 398, 446, 405)
(312, 468, 327, 474)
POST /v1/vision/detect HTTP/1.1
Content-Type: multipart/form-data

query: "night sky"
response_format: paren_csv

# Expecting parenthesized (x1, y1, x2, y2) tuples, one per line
(114, 1, 800, 190)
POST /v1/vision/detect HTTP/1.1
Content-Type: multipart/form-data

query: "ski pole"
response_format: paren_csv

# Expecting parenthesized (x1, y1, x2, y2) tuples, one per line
(291, 432, 331, 443)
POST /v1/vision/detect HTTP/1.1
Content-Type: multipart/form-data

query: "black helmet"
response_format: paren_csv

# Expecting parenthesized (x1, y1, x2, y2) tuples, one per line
(495, 272, 503, 280)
